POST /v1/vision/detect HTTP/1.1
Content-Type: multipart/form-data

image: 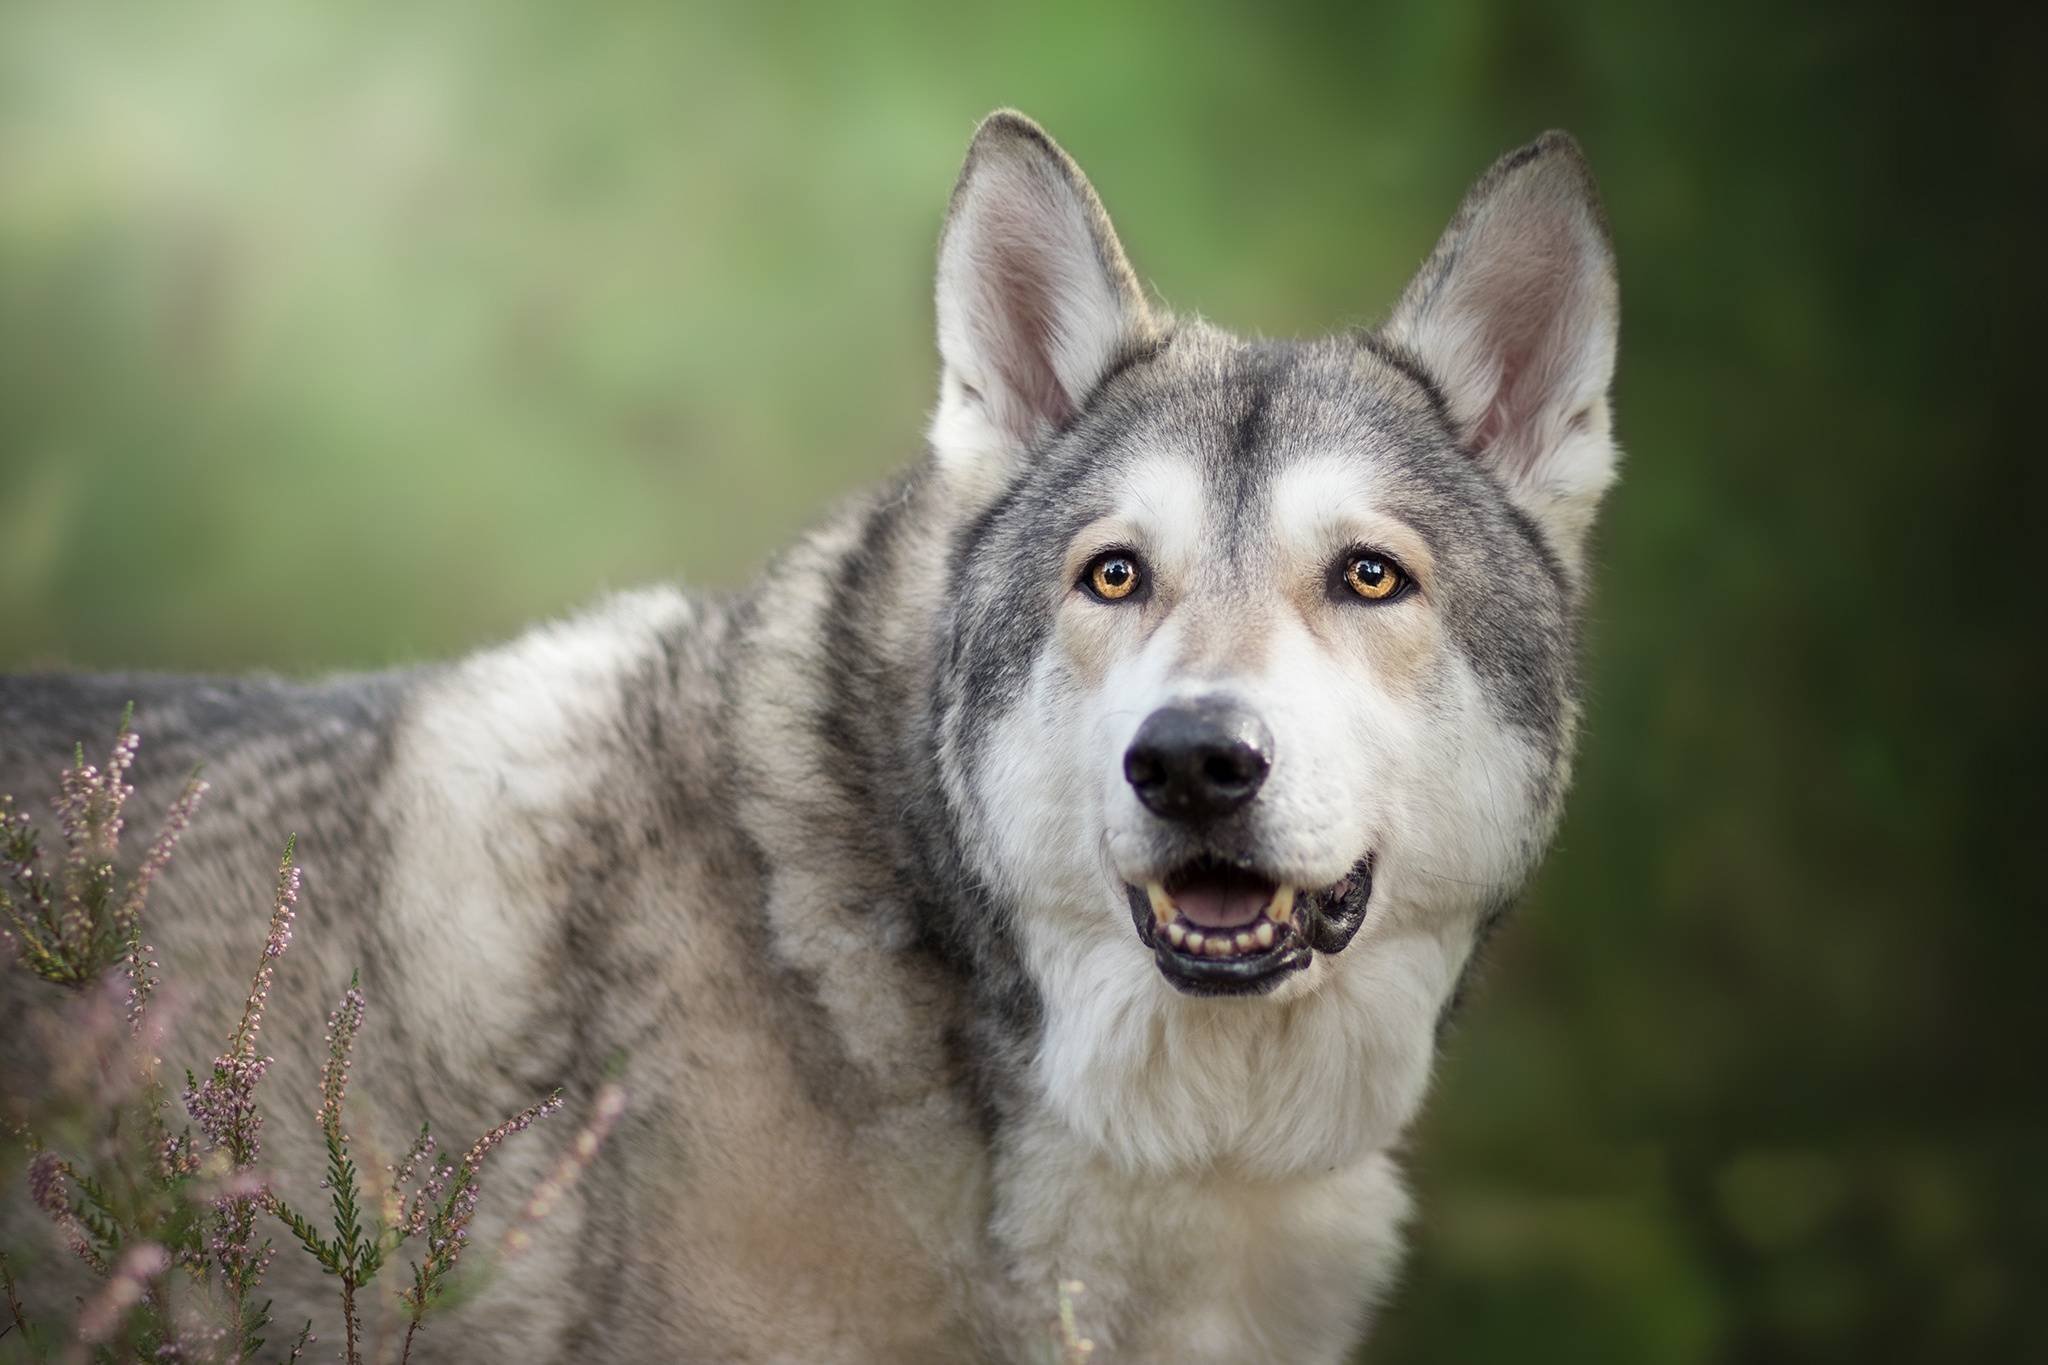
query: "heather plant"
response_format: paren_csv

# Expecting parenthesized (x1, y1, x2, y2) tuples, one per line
(1, 705, 202, 1004)
(1, 716, 598, 1364)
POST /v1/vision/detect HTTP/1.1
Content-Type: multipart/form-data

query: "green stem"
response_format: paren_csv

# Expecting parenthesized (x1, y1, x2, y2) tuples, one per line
(0, 1250, 32, 1343)
(341, 1275, 361, 1365)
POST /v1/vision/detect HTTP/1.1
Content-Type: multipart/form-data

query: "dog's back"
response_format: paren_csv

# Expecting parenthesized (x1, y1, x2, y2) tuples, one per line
(0, 587, 984, 1361)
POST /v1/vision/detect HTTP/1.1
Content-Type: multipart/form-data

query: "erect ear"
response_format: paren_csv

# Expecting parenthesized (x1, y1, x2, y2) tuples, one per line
(1383, 132, 1620, 573)
(929, 111, 1155, 494)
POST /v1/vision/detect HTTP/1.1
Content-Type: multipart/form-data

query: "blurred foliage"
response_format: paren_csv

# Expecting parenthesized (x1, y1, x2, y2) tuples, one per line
(1, 0, 2039, 1360)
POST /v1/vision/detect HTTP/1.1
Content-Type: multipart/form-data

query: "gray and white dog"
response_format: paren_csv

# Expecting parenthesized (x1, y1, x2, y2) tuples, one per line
(1, 111, 1619, 1361)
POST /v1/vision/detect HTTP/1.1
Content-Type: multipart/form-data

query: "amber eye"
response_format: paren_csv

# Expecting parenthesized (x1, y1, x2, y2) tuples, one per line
(1342, 551, 1407, 602)
(1084, 553, 1142, 602)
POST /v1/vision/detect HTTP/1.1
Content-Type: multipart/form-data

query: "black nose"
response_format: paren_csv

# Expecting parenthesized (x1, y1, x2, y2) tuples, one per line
(1123, 699, 1274, 821)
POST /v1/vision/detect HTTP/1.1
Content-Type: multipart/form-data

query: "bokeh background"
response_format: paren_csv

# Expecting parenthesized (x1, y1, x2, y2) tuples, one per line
(2, 1, 2039, 1360)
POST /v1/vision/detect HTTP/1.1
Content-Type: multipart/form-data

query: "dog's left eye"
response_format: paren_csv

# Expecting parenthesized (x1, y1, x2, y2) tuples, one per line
(1340, 551, 1408, 602)
(1082, 552, 1143, 602)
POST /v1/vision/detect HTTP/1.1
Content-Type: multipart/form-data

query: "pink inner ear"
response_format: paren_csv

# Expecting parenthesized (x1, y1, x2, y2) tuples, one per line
(1464, 246, 1586, 477)
(984, 226, 1075, 431)
(1474, 335, 1545, 473)
(1470, 357, 1517, 458)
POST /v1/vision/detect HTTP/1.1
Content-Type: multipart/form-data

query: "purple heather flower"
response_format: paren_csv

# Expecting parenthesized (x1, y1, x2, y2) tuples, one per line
(6, 722, 206, 999)
(260, 845, 302, 965)
(25, 1149, 65, 1213)
(460, 1092, 564, 1174)
(208, 839, 300, 1072)
(25, 1151, 104, 1272)
(184, 1053, 273, 1162)
(401, 1090, 565, 1313)
(200, 842, 300, 1150)
(117, 774, 207, 1031)
(504, 1083, 627, 1256)
(317, 982, 366, 1139)
(392, 1128, 437, 1189)
(76, 1240, 170, 1343)
(49, 724, 138, 959)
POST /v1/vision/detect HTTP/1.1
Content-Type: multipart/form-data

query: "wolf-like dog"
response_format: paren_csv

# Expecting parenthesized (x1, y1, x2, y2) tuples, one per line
(1, 112, 1619, 1361)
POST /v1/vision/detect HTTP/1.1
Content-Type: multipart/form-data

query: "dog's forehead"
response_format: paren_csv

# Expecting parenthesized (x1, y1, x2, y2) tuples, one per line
(1138, 333, 1440, 441)
(1063, 331, 1465, 534)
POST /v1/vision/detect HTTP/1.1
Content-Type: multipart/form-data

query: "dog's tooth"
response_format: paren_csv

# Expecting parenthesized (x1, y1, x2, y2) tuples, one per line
(1264, 885, 1297, 924)
(1185, 930, 1206, 953)
(1254, 921, 1276, 949)
(1234, 931, 1256, 953)
(1165, 922, 1187, 948)
(1146, 881, 1175, 930)
(1203, 935, 1231, 958)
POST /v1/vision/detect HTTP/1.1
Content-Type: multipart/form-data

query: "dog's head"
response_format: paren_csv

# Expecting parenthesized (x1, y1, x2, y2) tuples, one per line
(921, 113, 1617, 1166)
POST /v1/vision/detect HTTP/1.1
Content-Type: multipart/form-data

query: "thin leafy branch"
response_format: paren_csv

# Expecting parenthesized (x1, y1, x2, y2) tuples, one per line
(395, 1091, 563, 1364)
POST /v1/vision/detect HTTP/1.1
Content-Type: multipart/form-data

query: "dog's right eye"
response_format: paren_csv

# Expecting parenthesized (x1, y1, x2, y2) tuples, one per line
(1082, 552, 1143, 602)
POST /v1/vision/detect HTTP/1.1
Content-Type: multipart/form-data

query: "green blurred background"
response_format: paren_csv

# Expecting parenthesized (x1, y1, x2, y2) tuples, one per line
(2, 1, 2038, 1359)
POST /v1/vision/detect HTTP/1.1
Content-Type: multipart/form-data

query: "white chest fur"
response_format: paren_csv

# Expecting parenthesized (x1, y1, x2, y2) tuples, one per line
(986, 1111, 1410, 1363)
(978, 911, 1456, 1361)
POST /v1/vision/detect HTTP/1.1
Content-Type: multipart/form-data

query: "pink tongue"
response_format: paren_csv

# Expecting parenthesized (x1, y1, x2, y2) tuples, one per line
(1173, 880, 1271, 928)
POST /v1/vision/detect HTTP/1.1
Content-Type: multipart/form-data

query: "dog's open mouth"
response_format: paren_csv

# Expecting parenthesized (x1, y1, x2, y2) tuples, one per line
(1124, 854, 1374, 996)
